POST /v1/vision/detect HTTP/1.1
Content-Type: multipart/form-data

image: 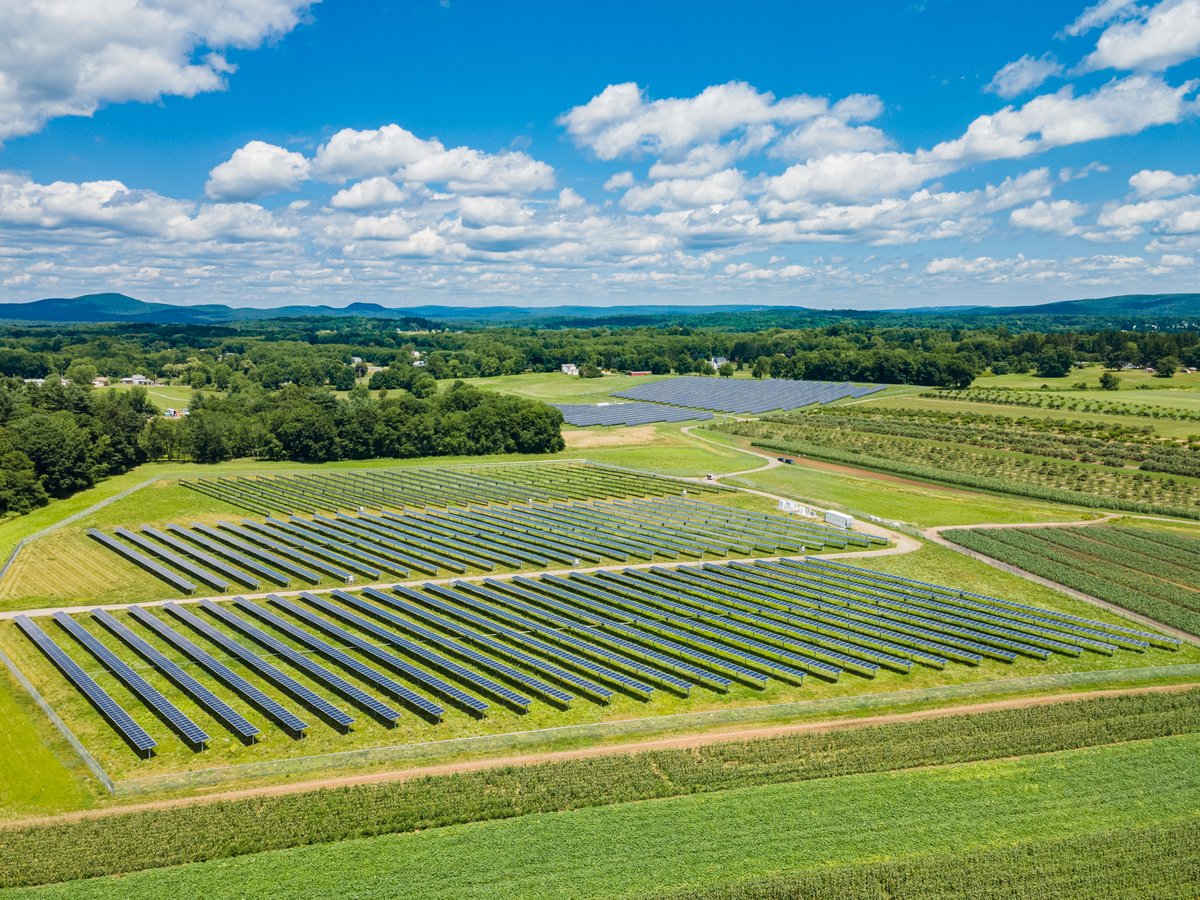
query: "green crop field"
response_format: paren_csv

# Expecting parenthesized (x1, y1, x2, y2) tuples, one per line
(8, 728, 1196, 899)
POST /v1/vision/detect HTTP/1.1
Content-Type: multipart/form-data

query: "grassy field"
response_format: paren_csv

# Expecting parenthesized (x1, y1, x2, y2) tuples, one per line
(9, 730, 1195, 899)
(972, 364, 1200, 395)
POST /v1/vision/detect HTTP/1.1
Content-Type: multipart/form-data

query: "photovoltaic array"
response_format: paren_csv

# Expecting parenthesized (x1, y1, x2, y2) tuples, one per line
(86, 496, 883, 593)
(180, 461, 723, 516)
(14, 556, 1175, 758)
(613, 376, 884, 413)
(554, 402, 713, 427)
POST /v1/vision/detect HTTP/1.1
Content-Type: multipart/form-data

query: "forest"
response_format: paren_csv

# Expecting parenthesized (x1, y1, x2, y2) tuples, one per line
(0, 378, 563, 517)
(0, 318, 1197, 391)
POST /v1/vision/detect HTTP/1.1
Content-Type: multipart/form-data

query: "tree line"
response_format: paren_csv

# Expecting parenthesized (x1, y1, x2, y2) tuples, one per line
(0, 378, 563, 518)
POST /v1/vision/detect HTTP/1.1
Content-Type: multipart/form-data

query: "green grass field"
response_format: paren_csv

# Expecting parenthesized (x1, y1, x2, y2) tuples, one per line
(9, 731, 1195, 899)
(972, 364, 1200, 395)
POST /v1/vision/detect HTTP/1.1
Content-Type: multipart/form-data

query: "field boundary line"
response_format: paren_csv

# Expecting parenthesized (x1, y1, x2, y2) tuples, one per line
(98, 664, 1200, 799)
(0, 641, 114, 796)
(926, 521, 1200, 646)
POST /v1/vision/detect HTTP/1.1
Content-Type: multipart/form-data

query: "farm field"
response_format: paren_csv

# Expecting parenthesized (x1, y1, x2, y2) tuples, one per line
(714, 408, 1200, 519)
(7, 727, 1196, 899)
(943, 524, 1200, 638)
(0, 687, 1194, 890)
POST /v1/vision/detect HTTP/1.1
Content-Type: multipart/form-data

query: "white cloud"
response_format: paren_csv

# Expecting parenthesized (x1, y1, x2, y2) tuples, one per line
(986, 54, 1064, 99)
(0, 1, 314, 141)
(313, 124, 553, 194)
(772, 97, 889, 158)
(1128, 168, 1200, 197)
(329, 177, 408, 210)
(603, 171, 635, 191)
(1099, 192, 1200, 233)
(557, 188, 585, 211)
(313, 124, 442, 181)
(559, 81, 830, 159)
(458, 196, 532, 226)
(205, 141, 310, 200)
(766, 151, 950, 203)
(621, 169, 746, 211)
(1010, 199, 1087, 234)
(1061, 0, 1140, 36)
(930, 74, 1200, 163)
(1081, 0, 1200, 71)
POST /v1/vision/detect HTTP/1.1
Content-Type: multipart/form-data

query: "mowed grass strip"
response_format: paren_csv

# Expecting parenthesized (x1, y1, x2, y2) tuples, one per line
(6, 731, 1198, 899)
(1, 688, 1196, 889)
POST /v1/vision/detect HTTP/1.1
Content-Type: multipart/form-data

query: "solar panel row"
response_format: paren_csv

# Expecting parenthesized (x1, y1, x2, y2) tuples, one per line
(614, 376, 884, 414)
(16, 552, 1167, 759)
(553, 401, 713, 427)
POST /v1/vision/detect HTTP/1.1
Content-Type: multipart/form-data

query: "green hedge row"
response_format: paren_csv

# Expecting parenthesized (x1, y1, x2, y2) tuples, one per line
(2, 689, 1198, 889)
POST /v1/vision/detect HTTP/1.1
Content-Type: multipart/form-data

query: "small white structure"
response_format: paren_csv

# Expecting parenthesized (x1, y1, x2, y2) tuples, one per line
(561, 363, 580, 376)
(120, 374, 153, 386)
(825, 510, 854, 529)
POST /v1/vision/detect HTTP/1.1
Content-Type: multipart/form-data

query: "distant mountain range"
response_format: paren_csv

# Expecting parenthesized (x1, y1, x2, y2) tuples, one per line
(0, 291, 1196, 326)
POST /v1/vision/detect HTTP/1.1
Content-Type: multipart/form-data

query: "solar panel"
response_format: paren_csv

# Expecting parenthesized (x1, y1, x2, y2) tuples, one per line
(269, 594, 486, 715)
(351, 587, 573, 705)
(297, 592, 524, 709)
(252, 518, 386, 578)
(166, 524, 289, 586)
(127, 606, 308, 735)
(367, 587, 608, 702)
(226, 521, 358, 583)
(142, 527, 259, 589)
(53, 612, 210, 748)
(91, 609, 260, 741)
(198, 600, 401, 725)
(421, 583, 657, 697)
(15, 615, 157, 755)
(163, 603, 354, 729)
(113, 527, 229, 592)
(192, 523, 319, 583)
(614, 376, 883, 414)
(235, 597, 443, 720)
(554, 401, 713, 427)
(87, 529, 195, 594)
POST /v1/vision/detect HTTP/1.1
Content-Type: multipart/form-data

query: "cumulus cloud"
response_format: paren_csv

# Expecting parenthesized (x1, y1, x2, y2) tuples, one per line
(0, 1, 315, 141)
(603, 171, 635, 191)
(766, 151, 950, 204)
(328, 177, 408, 210)
(559, 81, 833, 160)
(1128, 168, 1200, 197)
(929, 74, 1200, 163)
(1010, 199, 1087, 235)
(313, 123, 553, 194)
(621, 169, 746, 211)
(1080, 0, 1200, 71)
(205, 141, 310, 200)
(986, 54, 1064, 99)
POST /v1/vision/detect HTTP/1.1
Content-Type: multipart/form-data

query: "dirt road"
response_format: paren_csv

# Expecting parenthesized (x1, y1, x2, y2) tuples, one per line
(6, 682, 1192, 829)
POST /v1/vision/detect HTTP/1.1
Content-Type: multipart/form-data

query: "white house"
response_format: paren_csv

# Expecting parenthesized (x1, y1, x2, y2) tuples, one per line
(561, 363, 580, 376)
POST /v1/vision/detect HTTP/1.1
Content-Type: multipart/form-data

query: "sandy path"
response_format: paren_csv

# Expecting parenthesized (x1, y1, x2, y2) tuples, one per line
(6, 682, 1192, 829)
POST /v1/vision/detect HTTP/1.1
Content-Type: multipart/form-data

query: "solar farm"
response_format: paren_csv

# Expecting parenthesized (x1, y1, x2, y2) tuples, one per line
(178, 460, 718, 516)
(3, 552, 1174, 772)
(554, 401, 714, 427)
(613, 376, 884, 414)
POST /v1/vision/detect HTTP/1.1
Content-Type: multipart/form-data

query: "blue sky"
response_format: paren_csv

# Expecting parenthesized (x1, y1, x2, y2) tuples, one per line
(0, 0, 1198, 309)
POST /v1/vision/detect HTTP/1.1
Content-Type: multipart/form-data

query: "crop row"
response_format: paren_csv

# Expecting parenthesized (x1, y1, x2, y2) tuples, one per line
(943, 528, 1200, 637)
(791, 405, 1200, 477)
(921, 388, 1200, 421)
(718, 421, 1200, 519)
(1, 687, 1195, 889)
(669, 816, 1200, 900)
